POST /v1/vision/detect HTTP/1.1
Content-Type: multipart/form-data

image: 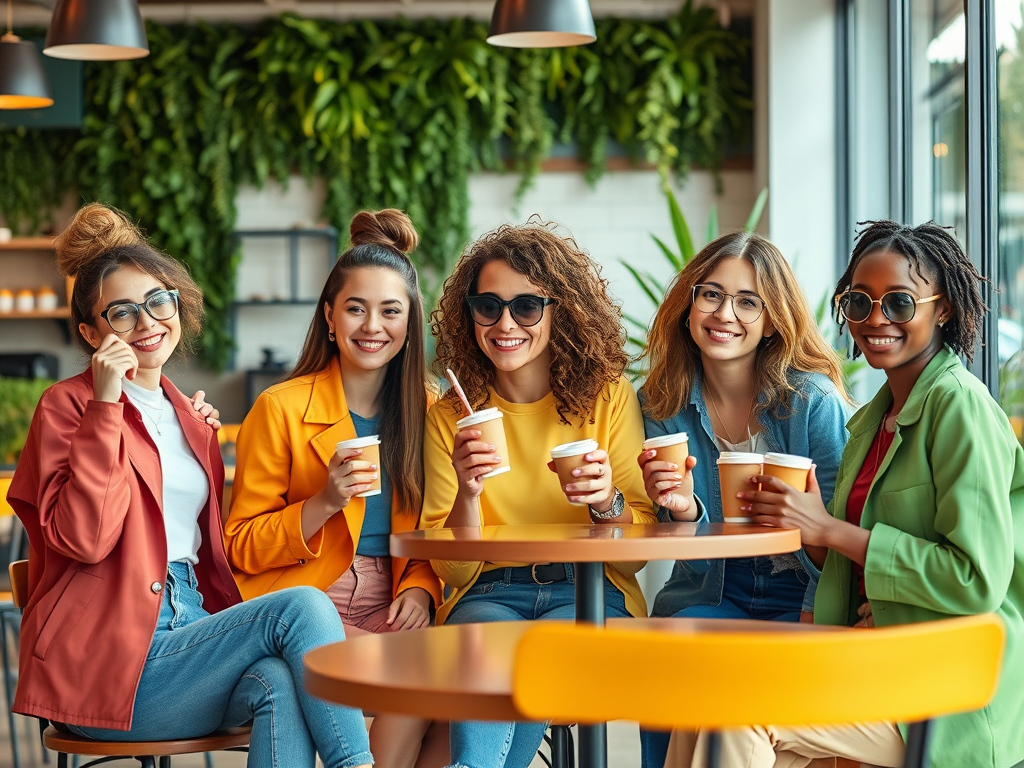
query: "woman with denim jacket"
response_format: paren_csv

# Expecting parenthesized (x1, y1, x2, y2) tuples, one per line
(637, 231, 852, 768)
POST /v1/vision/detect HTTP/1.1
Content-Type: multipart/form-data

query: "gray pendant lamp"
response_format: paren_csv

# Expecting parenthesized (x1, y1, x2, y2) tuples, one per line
(0, 0, 53, 109)
(44, 0, 149, 61)
(487, 0, 596, 48)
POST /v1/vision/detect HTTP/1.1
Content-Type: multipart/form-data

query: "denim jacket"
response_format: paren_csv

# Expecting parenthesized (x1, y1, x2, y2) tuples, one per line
(643, 369, 850, 617)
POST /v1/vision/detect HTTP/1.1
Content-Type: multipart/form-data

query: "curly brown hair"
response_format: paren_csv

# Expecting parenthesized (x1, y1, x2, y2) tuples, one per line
(431, 218, 628, 425)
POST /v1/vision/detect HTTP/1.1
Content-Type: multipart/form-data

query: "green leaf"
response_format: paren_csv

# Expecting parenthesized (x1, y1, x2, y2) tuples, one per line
(745, 187, 769, 232)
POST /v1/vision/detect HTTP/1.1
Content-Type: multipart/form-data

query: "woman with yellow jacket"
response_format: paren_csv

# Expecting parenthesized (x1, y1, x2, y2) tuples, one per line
(225, 210, 446, 768)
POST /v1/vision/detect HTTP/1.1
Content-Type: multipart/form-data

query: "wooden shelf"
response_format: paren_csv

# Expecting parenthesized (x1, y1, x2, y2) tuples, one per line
(0, 308, 71, 319)
(0, 237, 55, 251)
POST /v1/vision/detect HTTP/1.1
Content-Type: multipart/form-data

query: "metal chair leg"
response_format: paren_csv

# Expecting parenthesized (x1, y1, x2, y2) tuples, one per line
(706, 730, 721, 768)
(158, 756, 172, 768)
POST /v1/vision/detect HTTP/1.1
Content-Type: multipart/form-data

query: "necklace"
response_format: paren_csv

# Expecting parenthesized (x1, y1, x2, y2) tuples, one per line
(706, 385, 754, 446)
(127, 392, 166, 436)
(875, 407, 897, 468)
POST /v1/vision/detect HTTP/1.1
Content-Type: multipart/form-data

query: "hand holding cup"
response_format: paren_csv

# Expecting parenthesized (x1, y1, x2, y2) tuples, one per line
(320, 446, 379, 512)
(638, 433, 698, 521)
(549, 440, 615, 510)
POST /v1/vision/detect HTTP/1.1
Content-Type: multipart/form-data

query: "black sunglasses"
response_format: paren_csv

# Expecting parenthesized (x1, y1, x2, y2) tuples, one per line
(99, 289, 180, 334)
(836, 290, 943, 324)
(466, 294, 555, 328)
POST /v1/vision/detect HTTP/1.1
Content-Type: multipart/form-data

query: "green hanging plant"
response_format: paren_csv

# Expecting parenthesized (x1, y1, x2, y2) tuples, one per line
(0, 5, 751, 372)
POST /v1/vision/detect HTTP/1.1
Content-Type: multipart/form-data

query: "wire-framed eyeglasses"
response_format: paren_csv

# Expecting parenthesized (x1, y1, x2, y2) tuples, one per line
(99, 289, 180, 334)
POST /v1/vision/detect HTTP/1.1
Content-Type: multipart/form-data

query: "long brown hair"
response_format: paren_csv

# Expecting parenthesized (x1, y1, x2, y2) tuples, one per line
(431, 217, 628, 425)
(642, 230, 851, 422)
(55, 203, 205, 356)
(291, 209, 427, 515)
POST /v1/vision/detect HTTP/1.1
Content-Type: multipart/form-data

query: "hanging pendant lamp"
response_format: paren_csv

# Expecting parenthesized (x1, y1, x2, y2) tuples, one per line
(44, 0, 149, 61)
(0, 0, 53, 109)
(487, 0, 596, 48)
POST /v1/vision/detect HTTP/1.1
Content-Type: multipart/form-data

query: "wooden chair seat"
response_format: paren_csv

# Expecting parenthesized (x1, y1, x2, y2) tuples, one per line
(42, 724, 251, 756)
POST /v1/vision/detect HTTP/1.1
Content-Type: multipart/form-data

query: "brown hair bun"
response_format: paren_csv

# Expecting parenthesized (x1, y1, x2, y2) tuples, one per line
(349, 209, 418, 255)
(54, 203, 143, 278)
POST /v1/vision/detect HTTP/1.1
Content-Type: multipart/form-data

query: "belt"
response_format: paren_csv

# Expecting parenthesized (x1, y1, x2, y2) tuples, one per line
(475, 563, 572, 585)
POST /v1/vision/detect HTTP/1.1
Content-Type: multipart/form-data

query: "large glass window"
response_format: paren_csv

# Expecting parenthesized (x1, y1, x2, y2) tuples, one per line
(997, 0, 1024, 436)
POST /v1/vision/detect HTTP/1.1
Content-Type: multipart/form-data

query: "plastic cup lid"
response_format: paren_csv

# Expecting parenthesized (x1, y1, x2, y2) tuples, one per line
(763, 452, 813, 470)
(336, 435, 381, 450)
(550, 439, 600, 459)
(456, 407, 503, 428)
(716, 451, 764, 465)
(643, 432, 688, 449)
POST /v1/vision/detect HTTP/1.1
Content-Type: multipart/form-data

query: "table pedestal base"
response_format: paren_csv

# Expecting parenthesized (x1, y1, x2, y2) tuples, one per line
(575, 561, 607, 768)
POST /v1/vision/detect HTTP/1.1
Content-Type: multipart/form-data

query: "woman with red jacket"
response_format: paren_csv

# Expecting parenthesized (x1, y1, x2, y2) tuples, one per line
(5, 203, 372, 768)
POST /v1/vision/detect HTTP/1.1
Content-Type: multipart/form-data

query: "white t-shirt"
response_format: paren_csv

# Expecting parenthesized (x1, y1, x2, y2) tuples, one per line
(123, 379, 207, 564)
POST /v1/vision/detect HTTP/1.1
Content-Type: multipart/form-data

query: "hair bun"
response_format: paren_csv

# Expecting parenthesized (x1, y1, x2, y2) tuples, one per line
(55, 203, 144, 278)
(349, 209, 419, 255)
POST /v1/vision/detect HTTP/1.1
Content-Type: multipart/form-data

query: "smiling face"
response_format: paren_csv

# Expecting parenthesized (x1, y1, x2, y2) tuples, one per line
(847, 248, 950, 378)
(688, 256, 773, 369)
(325, 266, 410, 375)
(80, 264, 181, 375)
(472, 259, 553, 385)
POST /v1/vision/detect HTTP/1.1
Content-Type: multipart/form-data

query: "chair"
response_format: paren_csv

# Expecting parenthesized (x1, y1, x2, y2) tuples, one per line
(216, 424, 241, 447)
(1, 479, 24, 768)
(8, 560, 251, 768)
(512, 616, 1005, 768)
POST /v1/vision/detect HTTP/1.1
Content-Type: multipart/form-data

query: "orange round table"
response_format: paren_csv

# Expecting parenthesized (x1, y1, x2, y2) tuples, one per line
(388, 522, 800, 767)
(305, 617, 831, 723)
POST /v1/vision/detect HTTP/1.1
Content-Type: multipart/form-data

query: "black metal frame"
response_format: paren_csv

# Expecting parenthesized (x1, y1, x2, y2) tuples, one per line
(836, 0, 854, 272)
(888, 0, 914, 224)
(964, 0, 1000, 395)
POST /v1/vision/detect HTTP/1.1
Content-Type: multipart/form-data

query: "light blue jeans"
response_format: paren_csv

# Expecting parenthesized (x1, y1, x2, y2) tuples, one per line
(67, 561, 373, 768)
(640, 557, 808, 768)
(444, 566, 630, 768)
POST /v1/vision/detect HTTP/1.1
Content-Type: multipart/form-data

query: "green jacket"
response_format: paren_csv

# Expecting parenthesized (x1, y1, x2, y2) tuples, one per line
(814, 347, 1024, 768)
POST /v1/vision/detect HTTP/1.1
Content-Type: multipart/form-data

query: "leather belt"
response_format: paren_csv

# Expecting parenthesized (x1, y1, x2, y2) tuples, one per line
(475, 563, 571, 585)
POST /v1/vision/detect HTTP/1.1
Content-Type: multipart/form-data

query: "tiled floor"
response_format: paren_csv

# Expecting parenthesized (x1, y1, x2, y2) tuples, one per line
(0, 711, 642, 768)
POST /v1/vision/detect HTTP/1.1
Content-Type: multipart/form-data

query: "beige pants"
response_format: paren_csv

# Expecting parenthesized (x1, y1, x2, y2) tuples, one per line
(666, 722, 905, 768)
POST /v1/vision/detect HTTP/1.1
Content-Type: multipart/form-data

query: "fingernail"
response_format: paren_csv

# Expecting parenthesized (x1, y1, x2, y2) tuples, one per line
(669, 463, 678, 470)
(675, 474, 683, 480)
(370, 464, 377, 469)
(572, 469, 581, 476)
(740, 504, 751, 512)
(585, 453, 595, 461)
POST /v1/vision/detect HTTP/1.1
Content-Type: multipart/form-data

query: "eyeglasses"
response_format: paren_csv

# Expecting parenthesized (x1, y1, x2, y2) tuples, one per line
(836, 290, 943, 324)
(466, 294, 555, 328)
(691, 284, 767, 324)
(99, 289, 180, 334)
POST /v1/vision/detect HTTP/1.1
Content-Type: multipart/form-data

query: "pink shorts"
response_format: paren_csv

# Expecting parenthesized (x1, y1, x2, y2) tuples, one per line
(326, 554, 394, 635)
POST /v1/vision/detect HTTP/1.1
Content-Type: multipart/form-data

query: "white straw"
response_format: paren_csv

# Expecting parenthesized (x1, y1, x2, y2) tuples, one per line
(446, 368, 474, 416)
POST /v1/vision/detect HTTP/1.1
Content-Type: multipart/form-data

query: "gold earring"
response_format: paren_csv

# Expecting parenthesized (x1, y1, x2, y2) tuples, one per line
(328, 327, 336, 342)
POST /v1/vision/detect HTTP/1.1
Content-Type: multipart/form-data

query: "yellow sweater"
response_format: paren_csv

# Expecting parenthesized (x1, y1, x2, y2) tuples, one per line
(421, 376, 657, 623)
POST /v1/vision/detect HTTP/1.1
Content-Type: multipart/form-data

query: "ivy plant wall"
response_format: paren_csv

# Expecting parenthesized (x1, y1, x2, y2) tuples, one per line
(0, 2, 750, 370)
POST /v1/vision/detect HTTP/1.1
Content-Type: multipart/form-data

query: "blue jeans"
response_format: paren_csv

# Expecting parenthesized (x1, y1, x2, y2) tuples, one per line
(68, 562, 372, 768)
(640, 557, 808, 768)
(444, 566, 630, 768)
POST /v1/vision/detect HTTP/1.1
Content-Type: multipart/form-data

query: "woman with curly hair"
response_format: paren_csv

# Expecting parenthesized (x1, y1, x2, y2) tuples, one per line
(421, 218, 657, 768)
(638, 231, 852, 767)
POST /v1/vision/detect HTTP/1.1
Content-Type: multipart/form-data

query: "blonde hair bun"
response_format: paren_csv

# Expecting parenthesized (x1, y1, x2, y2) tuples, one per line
(55, 203, 144, 278)
(349, 209, 419, 255)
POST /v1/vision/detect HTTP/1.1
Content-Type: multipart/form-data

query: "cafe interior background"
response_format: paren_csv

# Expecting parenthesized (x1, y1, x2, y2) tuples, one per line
(0, 0, 1021, 658)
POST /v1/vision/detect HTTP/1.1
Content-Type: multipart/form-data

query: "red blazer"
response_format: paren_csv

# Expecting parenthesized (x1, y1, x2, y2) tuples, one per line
(6, 370, 241, 730)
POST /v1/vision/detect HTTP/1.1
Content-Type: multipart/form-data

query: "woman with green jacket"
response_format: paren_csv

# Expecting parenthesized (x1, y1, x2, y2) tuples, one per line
(666, 220, 1024, 768)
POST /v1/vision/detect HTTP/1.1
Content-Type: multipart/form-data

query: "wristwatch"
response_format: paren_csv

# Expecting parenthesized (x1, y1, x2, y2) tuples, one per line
(589, 488, 625, 520)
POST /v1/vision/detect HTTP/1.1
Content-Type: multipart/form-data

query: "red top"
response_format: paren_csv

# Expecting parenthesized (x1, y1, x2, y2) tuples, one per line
(844, 421, 896, 600)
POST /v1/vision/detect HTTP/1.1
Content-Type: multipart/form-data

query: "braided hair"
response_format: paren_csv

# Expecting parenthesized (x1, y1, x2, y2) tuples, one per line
(833, 220, 988, 361)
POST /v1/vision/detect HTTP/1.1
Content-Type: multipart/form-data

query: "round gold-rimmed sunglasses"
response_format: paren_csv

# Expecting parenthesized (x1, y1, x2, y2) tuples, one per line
(836, 290, 943, 324)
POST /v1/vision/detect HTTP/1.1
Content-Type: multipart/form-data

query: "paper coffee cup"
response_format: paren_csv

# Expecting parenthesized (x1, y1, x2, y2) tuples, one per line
(763, 452, 813, 492)
(335, 435, 382, 497)
(456, 408, 510, 479)
(642, 432, 689, 468)
(717, 452, 764, 523)
(550, 439, 600, 506)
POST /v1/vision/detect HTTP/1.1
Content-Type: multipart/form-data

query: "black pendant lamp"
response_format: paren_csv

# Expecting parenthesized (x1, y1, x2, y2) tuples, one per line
(0, 0, 53, 109)
(44, 0, 149, 61)
(487, 0, 596, 48)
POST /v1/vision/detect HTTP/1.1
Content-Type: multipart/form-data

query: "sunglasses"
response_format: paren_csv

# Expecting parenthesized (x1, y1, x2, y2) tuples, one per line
(836, 290, 943, 324)
(466, 294, 555, 328)
(99, 289, 180, 334)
